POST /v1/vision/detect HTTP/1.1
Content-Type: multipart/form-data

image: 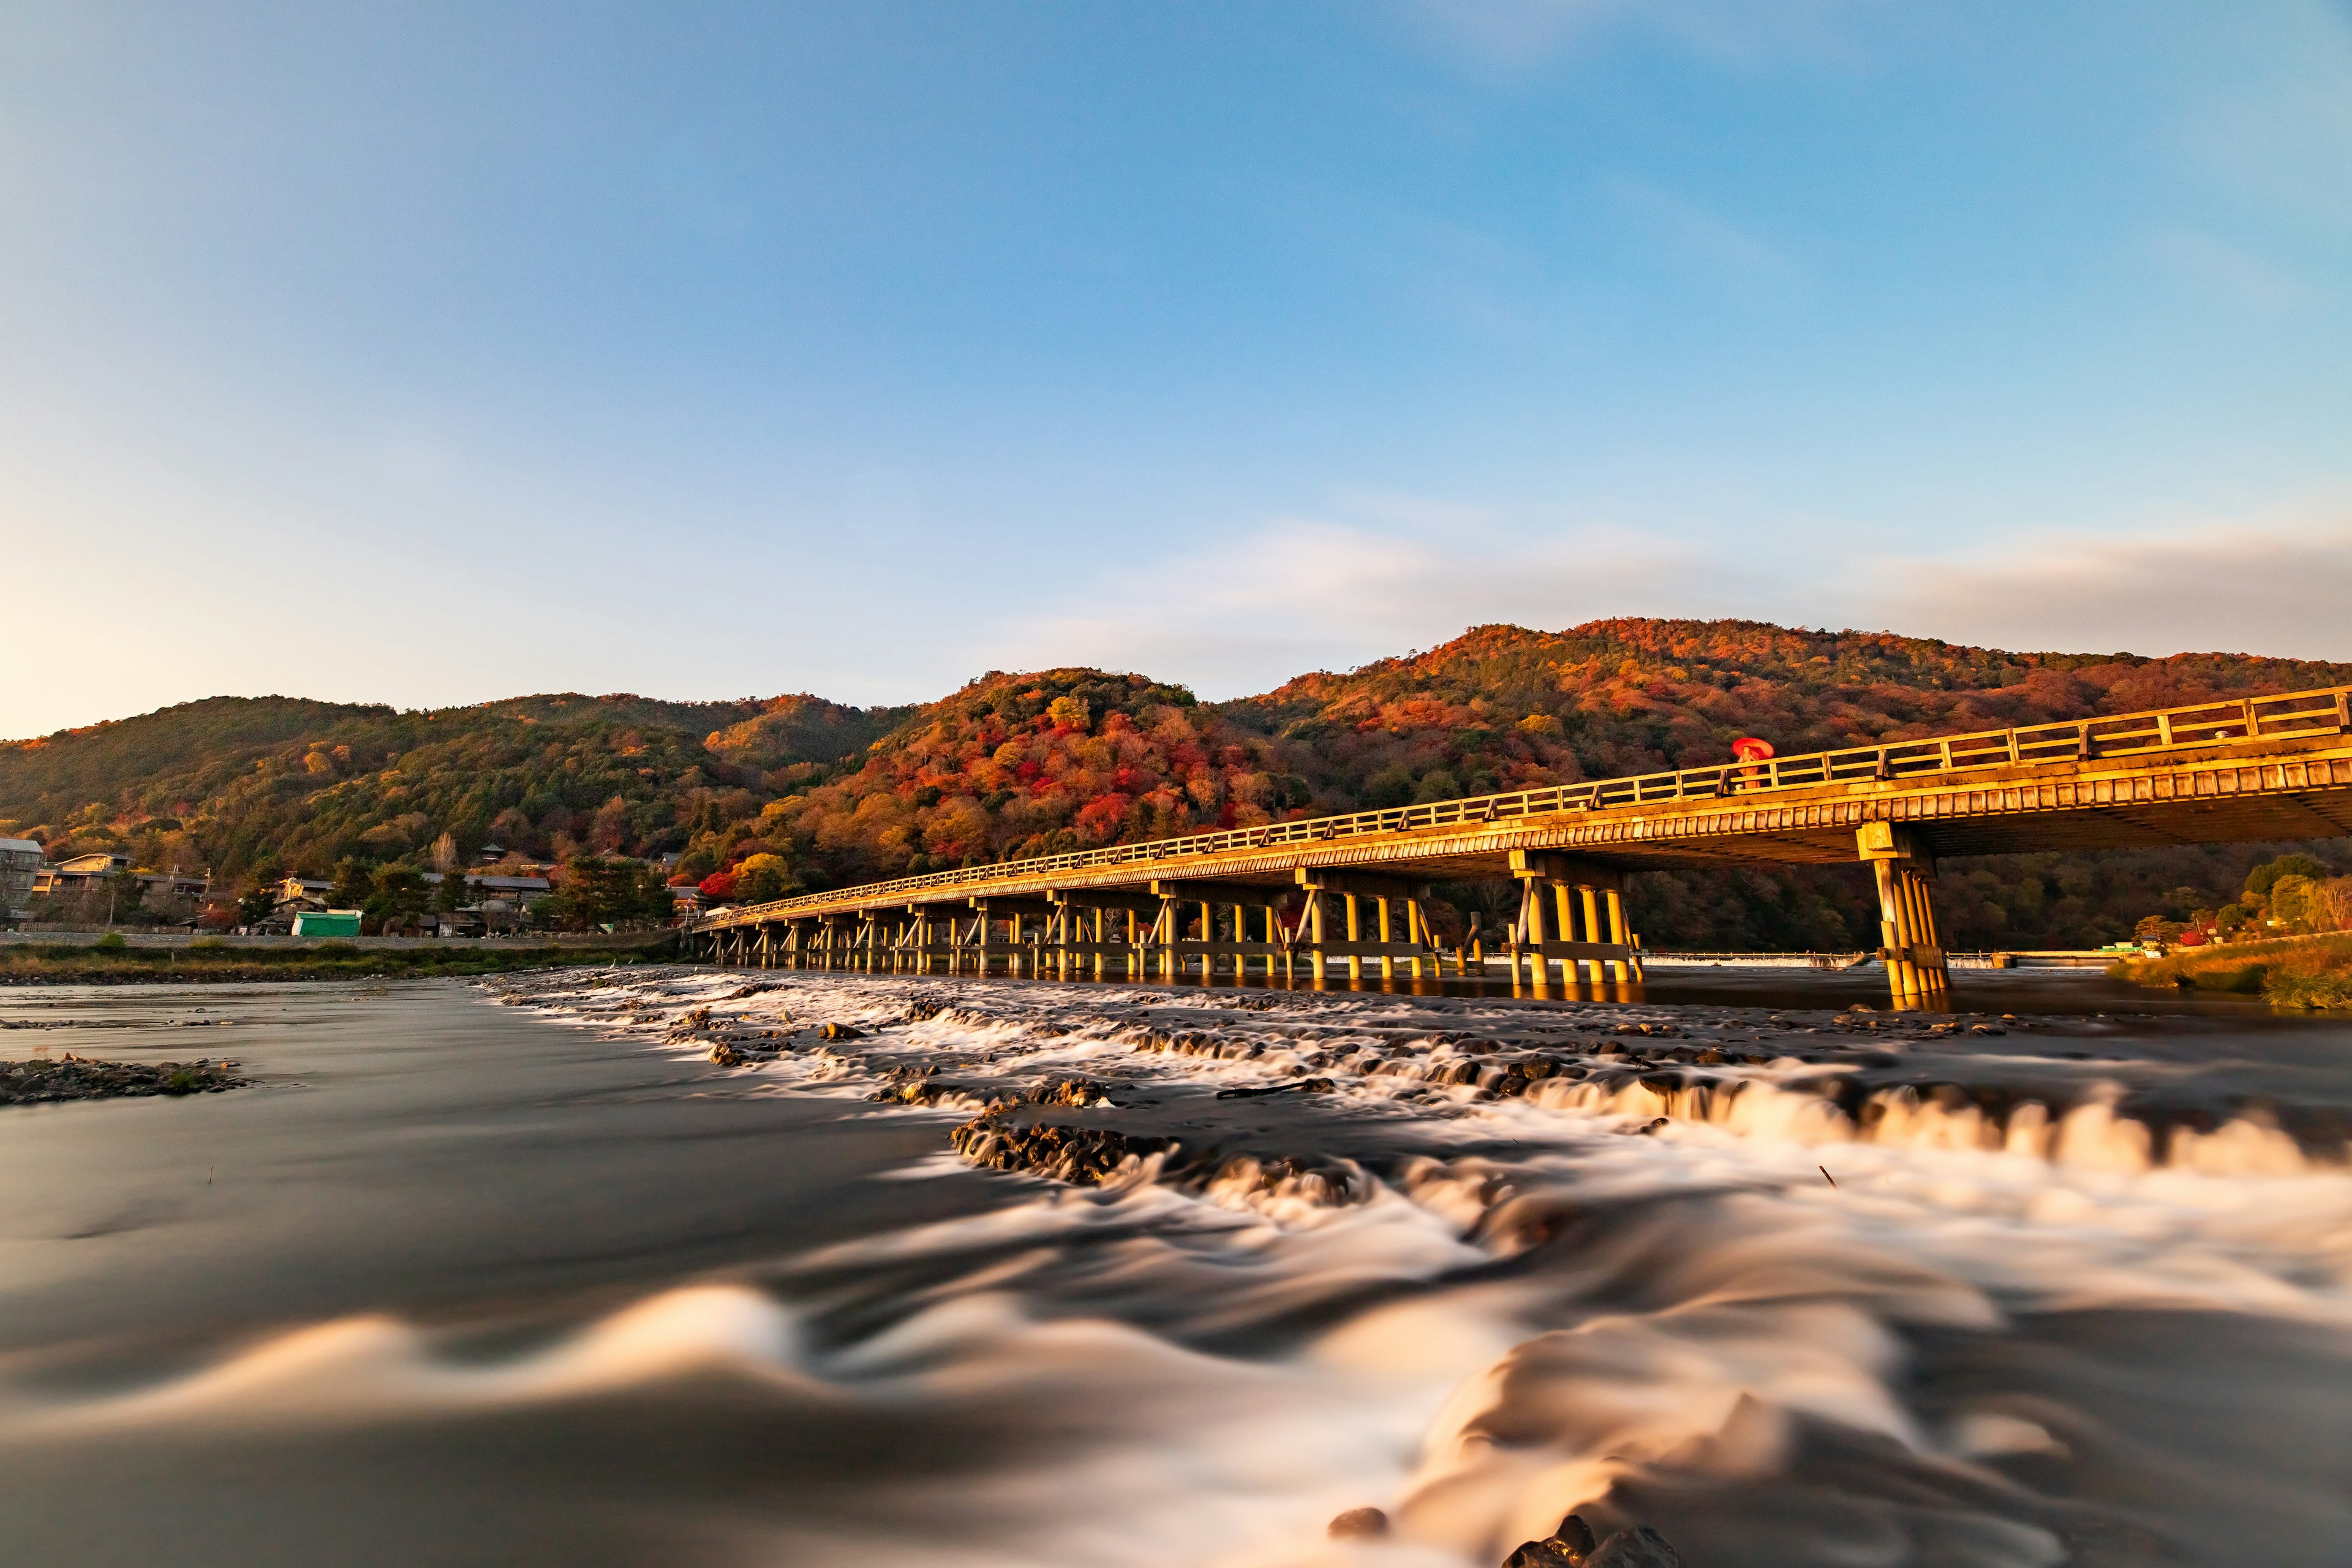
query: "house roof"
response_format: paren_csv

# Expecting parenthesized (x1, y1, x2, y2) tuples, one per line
(55, 853, 130, 873)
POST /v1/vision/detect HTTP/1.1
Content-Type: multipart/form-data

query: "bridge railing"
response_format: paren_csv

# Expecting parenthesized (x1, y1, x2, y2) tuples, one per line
(696, 682, 2352, 926)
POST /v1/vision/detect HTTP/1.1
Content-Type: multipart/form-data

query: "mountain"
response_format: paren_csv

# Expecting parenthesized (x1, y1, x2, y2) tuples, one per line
(0, 692, 904, 884)
(9, 621, 2350, 949)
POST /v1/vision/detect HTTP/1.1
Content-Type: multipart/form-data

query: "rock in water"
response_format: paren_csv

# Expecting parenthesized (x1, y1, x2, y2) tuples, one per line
(818, 1022, 864, 1041)
(1551, 1517, 1598, 1558)
(1503, 1545, 1577, 1568)
(1326, 1506, 1389, 1540)
(708, 1042, 745, 1066)
(1504, 1515, 1671, 1568)
(1588, 1526, 1683, 1567)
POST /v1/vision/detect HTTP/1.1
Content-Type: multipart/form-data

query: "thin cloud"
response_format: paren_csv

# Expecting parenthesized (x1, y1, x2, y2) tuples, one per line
(1859, 504, 2352, 661)
(987, 505, 1763, 698)
(986, 491, 2352, 699)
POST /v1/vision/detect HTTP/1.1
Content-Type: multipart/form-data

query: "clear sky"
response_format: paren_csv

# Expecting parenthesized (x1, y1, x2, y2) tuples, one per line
(6, 1, 2349, 739)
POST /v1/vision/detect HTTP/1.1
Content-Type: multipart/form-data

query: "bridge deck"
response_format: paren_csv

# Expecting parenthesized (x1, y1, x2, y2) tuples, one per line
(695, 683, 2352, 928)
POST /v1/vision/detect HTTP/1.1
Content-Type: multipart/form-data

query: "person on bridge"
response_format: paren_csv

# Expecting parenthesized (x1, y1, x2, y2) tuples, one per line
(1732, 736, 1774, 791)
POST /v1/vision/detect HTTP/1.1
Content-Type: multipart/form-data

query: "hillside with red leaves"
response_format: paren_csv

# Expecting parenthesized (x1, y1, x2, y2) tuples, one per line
(9, 621, 2350, 950)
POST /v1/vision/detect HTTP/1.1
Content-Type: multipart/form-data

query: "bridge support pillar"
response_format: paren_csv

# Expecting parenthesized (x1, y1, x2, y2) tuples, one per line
(1510, 851, 1641, 990)
(1521, 875, 1551, 988)
(1860, 824, 1949, 1006)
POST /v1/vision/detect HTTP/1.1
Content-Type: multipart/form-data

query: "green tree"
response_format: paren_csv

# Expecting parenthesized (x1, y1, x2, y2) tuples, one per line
(542, 857, 673, 930)
(363, 867, 431, 933)
(2248, 854, 2327, 898)
(434, 868, 471, 914)
(1362, 764, 1416, 809)
(237, 872, 283, 927)
(105, 872, 146, 927)
(330, 858, 377, 909)
(2268, 875, 2318, 932)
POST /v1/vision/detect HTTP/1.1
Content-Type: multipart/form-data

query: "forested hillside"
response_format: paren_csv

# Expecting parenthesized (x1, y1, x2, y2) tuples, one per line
(0, 692, 900, 886)
(9, 621, 2350, 949)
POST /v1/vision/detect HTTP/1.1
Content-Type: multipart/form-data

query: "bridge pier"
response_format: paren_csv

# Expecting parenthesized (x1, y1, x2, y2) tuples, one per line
(1508, 851, 1642, 989)
(1860, 823, 1949, 1006)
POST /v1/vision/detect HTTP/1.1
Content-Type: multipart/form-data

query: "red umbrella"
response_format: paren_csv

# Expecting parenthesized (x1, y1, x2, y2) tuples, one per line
(1732, 737, 1775, 763)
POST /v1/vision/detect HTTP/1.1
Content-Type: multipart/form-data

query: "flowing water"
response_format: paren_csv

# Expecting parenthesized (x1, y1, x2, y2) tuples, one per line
(1, 970, 2348, 1567)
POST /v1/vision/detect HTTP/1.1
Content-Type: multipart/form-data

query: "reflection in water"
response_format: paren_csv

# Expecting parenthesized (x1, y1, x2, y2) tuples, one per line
(0, 973, 2346, 1567)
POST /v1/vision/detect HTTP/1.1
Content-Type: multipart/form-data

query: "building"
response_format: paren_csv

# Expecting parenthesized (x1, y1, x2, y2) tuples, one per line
(0, 838, 42, 922)
(420, 908, 486, 937)
(277, 875, 334, 908)
(472, 874, 552, 931)
(137, 869, 209, 902)
(31, 851, 131, 895)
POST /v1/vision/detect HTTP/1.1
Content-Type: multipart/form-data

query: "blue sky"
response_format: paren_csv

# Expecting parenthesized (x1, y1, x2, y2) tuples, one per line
(6, 1, 2350, 737)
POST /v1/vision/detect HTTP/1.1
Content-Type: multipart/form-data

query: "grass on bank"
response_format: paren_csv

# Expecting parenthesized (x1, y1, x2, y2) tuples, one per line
(2113, 933, 2352, 1008)
(0, 935, 679, 983)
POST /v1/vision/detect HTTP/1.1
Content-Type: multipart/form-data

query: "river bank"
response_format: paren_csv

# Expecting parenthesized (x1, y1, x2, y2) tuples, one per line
(0, 935, 676, 984)
(2112, 933, 2352, 1008)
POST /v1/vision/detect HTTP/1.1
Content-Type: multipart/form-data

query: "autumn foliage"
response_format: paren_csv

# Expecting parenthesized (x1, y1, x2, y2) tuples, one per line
(7, 621, 2352, 951)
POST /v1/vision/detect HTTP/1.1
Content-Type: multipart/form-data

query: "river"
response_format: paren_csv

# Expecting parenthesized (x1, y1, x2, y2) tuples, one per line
(1, 969, 2346, 1567)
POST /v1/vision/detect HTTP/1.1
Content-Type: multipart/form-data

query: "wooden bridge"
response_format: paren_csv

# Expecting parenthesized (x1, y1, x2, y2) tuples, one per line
(687, 682, 2352, 1004)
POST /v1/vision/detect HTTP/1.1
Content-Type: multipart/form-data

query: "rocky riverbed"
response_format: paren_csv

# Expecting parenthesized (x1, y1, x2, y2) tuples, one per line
(0, 1052, 248, 1104)
(561, 969, 2352, 1184)
(463, 963, 2352, 1566)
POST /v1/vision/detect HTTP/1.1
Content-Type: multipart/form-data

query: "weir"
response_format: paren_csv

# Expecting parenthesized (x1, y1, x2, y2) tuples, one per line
(687, 682, 2352, 1005)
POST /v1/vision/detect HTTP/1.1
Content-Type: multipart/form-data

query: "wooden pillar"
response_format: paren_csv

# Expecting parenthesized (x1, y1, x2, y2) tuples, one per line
(1375, 895, 1394, 980)
(1550, 881, 1575, 986)
(1861, 824, 1946, 1005)
(1522, 878, 1550, 988)
(1905, 866, 1949, 1000)
(1872, 859, 1906, 997)
(1578, 886, 1604, 984)
(1605, 889, 1634, 982)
